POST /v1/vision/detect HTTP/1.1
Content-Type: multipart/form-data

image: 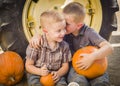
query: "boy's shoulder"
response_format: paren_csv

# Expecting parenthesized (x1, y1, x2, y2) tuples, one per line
(83, 25, 98, 35)
(60, 41, 70, 48)
(77, 24, 94, 36)
(82, 24, 93, 32)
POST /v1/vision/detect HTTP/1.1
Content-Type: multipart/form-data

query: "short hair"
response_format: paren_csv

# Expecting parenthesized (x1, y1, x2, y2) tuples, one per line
(63, 2, 86, 23)
(40, 10, 65, 28)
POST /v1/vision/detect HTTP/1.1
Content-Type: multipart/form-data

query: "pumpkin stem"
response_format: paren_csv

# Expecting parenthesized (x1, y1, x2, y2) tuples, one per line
(9, 77, 15, 82)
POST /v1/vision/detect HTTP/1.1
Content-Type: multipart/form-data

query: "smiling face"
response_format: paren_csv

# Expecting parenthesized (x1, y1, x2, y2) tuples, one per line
(45, 20, 66, 42)
(40, 10, 66, 43)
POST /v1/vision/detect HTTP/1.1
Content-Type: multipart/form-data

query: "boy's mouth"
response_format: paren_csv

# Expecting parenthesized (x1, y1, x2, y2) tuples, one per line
(59, 37, 64, 39)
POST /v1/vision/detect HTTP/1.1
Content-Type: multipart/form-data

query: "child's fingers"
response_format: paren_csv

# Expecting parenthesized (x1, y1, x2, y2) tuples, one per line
(29, 39, 38, 49)
(51, 72, 56, 78)
(53, 74, 59, 82)
(76, 62, 87, 70)
(51, 72, 59, 81)
(53, 74, 57, 80)
(76, 62, 84, 68)
(51, 72, 60, 83)
(29, 41, 34, 48)
(40, 37, 43, 45)
(54, 78, 59, 83)
(79, 65, 87, 70)
(42, 65, 48, 69)
(41, 69, 49, 76)
(79, 53, 86, 57)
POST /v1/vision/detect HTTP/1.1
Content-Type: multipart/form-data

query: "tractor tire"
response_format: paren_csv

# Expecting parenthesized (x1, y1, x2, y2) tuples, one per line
(99, 0, 119, 40)
(0, 0, 28, 58)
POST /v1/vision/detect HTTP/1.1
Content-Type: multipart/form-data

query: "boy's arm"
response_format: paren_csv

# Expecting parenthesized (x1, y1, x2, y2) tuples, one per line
(25, 58, 49, 76)
(57, 62, 69, 77)
(76, 41, 113, 70)
(25, 58, 41, 75)
(87, 29, 113, 60)
(92, 40, 113, 60)
(51, 62, 69, 82)
(30, 34, 42, 49)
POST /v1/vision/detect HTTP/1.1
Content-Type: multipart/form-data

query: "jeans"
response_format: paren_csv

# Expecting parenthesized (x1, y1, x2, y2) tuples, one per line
(27, 73, 67, 86)
(67, 67, 110, 86)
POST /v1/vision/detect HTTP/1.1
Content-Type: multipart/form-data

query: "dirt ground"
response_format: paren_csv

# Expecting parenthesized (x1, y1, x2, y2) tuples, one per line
(107, 0, 120, 85)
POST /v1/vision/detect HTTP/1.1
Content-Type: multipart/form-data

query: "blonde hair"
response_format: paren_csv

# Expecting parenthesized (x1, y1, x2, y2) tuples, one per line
(40, 10, 65, 28)
(63, 2, 86, 23)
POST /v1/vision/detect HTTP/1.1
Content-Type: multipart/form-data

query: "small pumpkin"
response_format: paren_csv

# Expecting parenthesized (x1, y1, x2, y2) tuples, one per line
(0, 51, 24, 86)
(72, 46, 107, 79)
(40, 74, 55, 86)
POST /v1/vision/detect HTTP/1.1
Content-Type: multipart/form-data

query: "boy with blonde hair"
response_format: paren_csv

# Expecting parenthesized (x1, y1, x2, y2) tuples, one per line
(25, 10, 71, 86)
(30, 2, 113, 86)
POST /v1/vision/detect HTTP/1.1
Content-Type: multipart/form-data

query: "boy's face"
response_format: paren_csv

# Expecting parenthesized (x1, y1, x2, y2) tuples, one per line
(64, 14, 81, 35)
(45, 20, 66, 42)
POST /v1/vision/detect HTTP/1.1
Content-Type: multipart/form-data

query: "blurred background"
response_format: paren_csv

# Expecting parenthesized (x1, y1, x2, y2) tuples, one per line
(108, 0, 120, 85)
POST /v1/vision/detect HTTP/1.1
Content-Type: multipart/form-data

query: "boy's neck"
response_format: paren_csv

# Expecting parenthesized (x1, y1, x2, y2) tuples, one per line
(48, 41, 57, 50)
(72, 28, 81, 36)
(72, 30, 79, 36)
(46, 35, 57, 49)
(72, 23, 84, 36)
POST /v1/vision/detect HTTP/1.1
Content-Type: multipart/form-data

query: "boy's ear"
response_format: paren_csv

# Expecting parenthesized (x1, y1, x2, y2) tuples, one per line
(43, 29, 48, 33)
(77, 23, 83, 30)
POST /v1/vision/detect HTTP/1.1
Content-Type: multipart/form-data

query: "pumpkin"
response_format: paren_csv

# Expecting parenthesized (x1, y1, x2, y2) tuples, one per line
(72, 46, 108, 79)
(0, 51, 24, 86)
(40, 74, 55, 86)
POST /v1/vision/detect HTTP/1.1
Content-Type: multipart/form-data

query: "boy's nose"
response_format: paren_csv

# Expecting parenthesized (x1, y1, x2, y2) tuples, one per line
(61, 29, 66, 36)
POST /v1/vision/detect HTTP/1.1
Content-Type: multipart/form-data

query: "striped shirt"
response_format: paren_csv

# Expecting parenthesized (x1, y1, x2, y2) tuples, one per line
(26, 35, 71, 71)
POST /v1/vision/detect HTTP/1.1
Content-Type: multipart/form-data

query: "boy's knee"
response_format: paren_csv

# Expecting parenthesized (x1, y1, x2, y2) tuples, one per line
(27, 74, 41, 86)
(91, 82, 110, 86)
(30, 84, 42, 86)
(90, 73, 110, 86)
(28, 81, 42, 86)
(56, 77, 67, 86)
(56, 84, 67, 86)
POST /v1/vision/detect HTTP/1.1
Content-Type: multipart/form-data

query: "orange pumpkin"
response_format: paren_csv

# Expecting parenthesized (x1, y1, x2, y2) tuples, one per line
(72, 46, 107, 79)
(40, 74, 55, 86)
(0, 51, 24, 86)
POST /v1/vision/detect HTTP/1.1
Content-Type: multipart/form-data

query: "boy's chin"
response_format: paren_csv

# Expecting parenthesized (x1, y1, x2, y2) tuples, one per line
(57, 39, 63, 42)
(66, 32, 71, 35)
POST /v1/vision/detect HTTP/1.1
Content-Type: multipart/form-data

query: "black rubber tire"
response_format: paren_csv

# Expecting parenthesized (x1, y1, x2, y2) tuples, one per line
(0, 0, 28, 58)
(99, 0, 119, 40)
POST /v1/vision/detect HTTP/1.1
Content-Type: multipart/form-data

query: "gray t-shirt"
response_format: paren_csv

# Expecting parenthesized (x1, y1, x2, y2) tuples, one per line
(64, 24, 106, 55)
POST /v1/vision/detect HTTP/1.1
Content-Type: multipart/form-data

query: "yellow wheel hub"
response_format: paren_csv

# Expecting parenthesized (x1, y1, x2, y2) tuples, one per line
(22, 0, 102, 41)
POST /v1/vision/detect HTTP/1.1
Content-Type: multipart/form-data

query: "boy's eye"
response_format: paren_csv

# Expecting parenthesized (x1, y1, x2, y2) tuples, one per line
(58, 30, 61, 32)
(66, 23, 69, 25)
(56, 29, 61, 32)
(66, 23, 70, 26)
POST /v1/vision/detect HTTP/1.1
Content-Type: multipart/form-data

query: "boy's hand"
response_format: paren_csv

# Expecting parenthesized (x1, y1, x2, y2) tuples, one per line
(76, 53, 95, 70)
(51, 71, 60, 83)
(30, 34, 42, 49)
(40, 65, 49, 76)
